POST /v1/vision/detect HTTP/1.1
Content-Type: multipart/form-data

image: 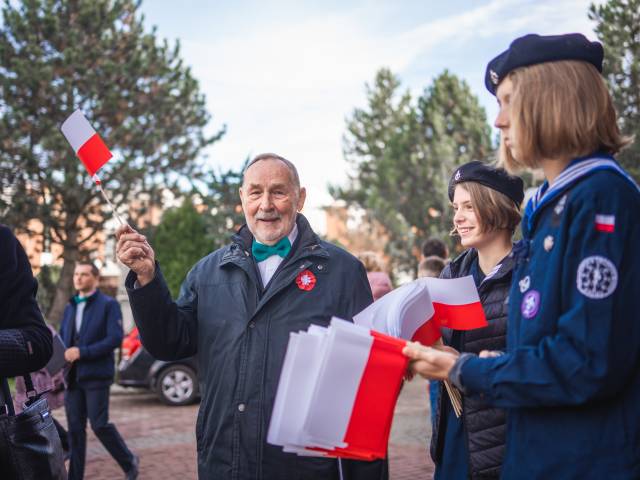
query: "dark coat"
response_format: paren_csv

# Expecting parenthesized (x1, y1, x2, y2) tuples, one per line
(60, 290, 123, 388)
(0, 225, 52, 378)
(126, 214, 388, 480)
(459, 156, 640, 478)
(431, 248, 513, 479)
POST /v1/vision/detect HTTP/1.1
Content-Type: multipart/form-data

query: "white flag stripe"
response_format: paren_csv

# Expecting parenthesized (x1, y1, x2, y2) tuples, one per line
(60, 109, 96, 151)
(268, 332, 326, 448)
(397, 285, 435, 341)
(595, 214, 615, 225)
(302, 319, 372, 448)
(419, 276, 479, 305)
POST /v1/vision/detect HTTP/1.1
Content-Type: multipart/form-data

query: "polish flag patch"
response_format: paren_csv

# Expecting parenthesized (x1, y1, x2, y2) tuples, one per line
(595, 214, 615, 233)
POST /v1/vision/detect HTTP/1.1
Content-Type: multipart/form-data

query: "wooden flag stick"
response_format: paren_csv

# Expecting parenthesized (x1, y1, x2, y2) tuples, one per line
(93, 174, 127, 226)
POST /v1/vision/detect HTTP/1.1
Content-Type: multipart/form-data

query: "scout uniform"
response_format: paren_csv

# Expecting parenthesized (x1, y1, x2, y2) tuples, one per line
(449, 34, 640, 478)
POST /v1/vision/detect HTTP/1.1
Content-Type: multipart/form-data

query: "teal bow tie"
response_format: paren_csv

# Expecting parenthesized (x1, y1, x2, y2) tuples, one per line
(252, 237, 292, 262)
(73, 295, 88, 305)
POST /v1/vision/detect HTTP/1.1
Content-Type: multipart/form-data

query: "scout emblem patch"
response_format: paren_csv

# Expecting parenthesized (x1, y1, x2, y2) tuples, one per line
(518, 275, 530, 293)
(521, 290, 540, 319)
(594, 214, 615, 233)
(576, 255, 618, 299)
(296, 269, 317, 291)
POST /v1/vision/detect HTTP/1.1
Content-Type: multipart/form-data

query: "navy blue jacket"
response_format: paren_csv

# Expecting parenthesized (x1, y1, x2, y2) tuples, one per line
(125, 215, 387, 480)
(60, 290, 123, 388)
(456, 155, 640, 478)
(0, 225, 52, 377)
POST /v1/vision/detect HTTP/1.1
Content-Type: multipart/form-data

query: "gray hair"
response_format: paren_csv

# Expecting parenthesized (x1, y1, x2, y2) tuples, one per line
(243, 153, 300, 189)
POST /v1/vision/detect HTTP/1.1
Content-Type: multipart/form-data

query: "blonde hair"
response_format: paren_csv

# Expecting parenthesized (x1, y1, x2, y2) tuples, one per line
(500, 60, 632, 172)
(450, 182, 521, 236)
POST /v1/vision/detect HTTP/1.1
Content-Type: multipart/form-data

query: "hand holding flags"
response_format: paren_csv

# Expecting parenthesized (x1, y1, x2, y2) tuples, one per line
(268, 318, 408, 460)
(60, 109, 126, 225)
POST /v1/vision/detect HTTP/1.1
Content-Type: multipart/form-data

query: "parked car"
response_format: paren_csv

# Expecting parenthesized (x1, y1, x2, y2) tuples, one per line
(118, 327, 199, 406)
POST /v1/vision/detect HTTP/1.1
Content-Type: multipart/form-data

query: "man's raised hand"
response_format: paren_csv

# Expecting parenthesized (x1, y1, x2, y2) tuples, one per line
(115, 224, 155, 286)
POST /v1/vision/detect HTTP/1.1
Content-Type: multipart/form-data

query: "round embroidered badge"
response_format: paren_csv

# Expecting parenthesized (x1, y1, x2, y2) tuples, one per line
(296, 269, 317, 291)
(576, 255, 618, 299)
(521, 290, 540, 319)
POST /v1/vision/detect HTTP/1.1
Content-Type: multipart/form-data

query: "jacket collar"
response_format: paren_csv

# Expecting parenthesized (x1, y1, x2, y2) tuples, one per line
(448, 247, 515, 285)
(68, 289, 100, 306)
(523, 153, 639, 235)
(222, 213, 328, 266)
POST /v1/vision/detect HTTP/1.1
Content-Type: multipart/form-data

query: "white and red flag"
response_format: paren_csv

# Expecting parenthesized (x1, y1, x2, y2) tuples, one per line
(354, 276, 487, 345)
(60, 109, 112, 180)
(268, 318, 408, 461)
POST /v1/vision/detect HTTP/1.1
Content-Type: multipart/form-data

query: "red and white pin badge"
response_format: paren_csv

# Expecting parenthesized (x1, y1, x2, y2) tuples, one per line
(296, 269, 316, 291)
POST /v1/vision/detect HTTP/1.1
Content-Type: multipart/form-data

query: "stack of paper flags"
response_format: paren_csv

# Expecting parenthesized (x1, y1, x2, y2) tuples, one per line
(268, 318, 408, 461)
(354, 276, 487, 345)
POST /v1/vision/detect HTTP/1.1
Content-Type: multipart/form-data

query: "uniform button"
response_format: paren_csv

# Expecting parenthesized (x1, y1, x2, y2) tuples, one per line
(238, 403, 246, 412)
(317, 265, 324, 270)
(249, 321, 256, 329)
(244, 251, 250, 257)
(299, 264, 305, 270)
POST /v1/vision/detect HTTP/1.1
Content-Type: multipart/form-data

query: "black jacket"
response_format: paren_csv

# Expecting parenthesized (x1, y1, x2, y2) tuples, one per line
(0, 225, 52, 378)
(60, 290, 123, 388)
(126, 215, 388, 480)
(431, 248, 514, 479)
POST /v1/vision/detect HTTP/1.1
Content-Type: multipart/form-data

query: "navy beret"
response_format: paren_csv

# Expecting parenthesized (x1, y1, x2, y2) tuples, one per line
(485, 33, 604, 95)
(448, 161, 525, 206)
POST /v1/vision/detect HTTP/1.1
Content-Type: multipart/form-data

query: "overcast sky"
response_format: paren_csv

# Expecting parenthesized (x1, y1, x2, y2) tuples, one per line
(140, 0, 600, 232)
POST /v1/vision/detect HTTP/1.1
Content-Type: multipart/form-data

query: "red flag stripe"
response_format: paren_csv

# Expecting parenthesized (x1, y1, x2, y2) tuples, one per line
(411, 317, 442, 345)
(595, 223, 614, 232)
(334, 331, 408, 459)
(432, 301, 487, 330)
(77, 133, 112, 176)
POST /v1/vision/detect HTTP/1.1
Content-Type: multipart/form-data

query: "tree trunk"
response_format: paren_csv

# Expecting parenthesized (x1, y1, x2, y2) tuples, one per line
(47, 233, 79, 326)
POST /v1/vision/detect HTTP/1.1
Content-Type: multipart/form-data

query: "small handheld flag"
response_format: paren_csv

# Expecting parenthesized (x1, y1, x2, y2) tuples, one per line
(60, 109, 126, 226)
(61, 110, 112, 177)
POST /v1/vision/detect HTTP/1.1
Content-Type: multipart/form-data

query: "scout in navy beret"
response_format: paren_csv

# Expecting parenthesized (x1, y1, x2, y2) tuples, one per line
(485, 33, 604, 94)
(448, 161, 524, 206)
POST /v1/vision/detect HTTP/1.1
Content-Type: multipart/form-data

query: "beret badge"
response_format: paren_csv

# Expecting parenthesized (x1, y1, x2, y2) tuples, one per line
(489, 69, 499, 85)
(454, 170, 462, 181)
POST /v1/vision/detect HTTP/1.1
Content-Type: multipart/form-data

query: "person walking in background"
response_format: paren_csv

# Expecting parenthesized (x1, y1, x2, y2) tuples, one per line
(428, 162, 523, 479)
(358, 251, 392, 301)
(405, 33, 640, 478)
(13, 323, 70, 458)
(60, 262, 138, 480)
(116, 153, 387, 479)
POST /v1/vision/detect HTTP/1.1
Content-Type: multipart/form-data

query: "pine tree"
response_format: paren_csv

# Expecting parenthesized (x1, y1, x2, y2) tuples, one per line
(334, 68, 492, 274)
(589, 0, 640, 180)
(152, 199, 213, 299)
(0, 0, 224, 322)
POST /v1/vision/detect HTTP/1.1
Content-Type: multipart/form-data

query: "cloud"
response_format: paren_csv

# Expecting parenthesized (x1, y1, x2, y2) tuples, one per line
(170, 0, 597, 233)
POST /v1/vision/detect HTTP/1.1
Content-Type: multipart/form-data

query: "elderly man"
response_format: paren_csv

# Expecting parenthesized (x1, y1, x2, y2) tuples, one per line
(116, 153, 387, 479)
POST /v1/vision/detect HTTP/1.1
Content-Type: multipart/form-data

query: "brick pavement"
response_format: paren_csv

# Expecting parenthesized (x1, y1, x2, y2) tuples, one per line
(56, 379, 435, 479)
